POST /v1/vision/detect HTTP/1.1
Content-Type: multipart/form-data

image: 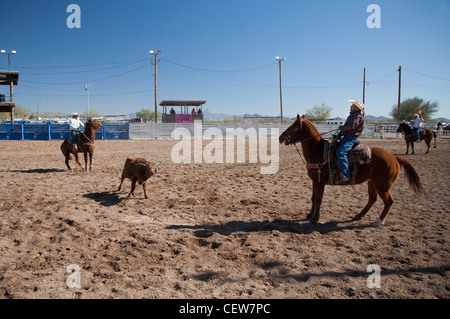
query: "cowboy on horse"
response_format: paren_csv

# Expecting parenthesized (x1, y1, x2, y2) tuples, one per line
(68, 112, 84, 151)
(335, 99, 365, 184)
(410, 113, 424, 142)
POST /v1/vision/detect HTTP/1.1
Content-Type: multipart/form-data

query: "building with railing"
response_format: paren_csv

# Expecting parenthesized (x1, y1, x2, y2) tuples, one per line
(160, 100, 206, 123)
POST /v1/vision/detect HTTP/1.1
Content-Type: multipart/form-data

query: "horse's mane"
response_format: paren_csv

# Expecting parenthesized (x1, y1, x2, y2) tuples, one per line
(401, 121, 413, 134)
(82, 119, 97, 139)
(301, 118, 323, 144)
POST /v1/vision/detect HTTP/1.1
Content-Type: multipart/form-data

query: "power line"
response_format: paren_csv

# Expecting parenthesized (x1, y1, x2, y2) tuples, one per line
(162, 57, 365, 89)
(19, 59, 149, 75)
(367, 70, 397, 84)
(20, 63, 151, 85)
(1, 57, 151, 69)
(284, 81, 362, 89)
(404, 68, 450, 82)
(14, 89, 153, 97)
(160, 58, 277, 73)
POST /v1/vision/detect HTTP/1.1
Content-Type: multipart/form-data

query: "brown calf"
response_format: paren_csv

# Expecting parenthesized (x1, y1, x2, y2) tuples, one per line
(117, 157, 159, 201)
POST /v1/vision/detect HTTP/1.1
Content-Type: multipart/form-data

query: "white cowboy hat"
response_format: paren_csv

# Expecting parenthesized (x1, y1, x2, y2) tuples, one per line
(72, 112, 78, 116)
(348, 99, 365, 115)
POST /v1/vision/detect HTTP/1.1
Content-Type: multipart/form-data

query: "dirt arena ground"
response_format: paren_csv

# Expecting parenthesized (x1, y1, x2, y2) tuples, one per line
(0, 137, 448, 299)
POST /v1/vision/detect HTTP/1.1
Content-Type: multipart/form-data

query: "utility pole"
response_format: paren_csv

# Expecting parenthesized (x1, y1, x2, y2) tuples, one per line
(397, 65, 401, 124)
(276, 56, 286, 124)
(363, 67, 366, 104)
(150, 50, 161, 123)
(85, 83, 91, 117)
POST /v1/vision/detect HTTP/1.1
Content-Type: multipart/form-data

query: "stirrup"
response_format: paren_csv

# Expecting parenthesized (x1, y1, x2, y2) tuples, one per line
(336, 174, 350, 185)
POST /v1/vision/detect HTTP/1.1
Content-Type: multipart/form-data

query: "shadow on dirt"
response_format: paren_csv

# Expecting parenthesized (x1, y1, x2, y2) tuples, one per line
(83, 191, 122, 207)
(9, 168, 67, 174)
(166, 217, 373, 236)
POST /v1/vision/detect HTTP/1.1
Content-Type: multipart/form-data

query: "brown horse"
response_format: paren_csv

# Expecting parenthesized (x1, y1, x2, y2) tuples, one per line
(397, 122, 436, 154)
(419, 128, 437, 154)
(396, 122, 416, 154)
(279, 115, 425, 226)
(61, 118, 103, 171)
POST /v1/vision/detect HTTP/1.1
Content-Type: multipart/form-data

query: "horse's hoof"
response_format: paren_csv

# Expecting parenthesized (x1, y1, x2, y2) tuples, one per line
(372, 219, 384, 227)
(308, 217, 319, 225)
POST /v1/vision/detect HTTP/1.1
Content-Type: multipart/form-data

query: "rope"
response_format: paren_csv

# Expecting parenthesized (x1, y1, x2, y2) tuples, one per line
(289, 128, 344, 215)
(327, 143, 343, 215)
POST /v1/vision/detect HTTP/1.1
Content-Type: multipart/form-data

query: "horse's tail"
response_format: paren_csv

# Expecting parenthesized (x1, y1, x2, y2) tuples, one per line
(395, 156, 425, 196)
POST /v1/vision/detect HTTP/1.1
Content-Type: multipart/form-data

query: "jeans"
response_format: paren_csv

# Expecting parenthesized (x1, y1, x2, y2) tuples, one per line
(336, 135, 359, 179)
(70, 131, 79, 148)
(414, 127, 421, 140)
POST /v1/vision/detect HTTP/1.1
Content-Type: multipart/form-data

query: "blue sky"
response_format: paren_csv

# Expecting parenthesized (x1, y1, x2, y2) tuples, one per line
(1, 0, 449, 119)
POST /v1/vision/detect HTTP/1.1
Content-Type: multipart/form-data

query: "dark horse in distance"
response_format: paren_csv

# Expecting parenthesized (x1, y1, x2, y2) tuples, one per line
(396, 122, 436, 154)
(279, 115, 425, 226)
(61, 118, 103, 171)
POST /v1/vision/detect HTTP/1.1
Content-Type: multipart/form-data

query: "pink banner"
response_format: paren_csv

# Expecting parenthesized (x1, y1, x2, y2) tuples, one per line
(175, 114, 192, 123)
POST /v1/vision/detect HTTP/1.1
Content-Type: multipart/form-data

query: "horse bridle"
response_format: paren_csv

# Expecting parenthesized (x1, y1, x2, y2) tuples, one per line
(285, 120, 339, 174)
(286, 120, 338, 145)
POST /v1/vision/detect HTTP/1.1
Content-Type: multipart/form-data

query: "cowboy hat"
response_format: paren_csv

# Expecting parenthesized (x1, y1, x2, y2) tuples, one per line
(72, 112, 78, 116)
(348, 99, 365, 115)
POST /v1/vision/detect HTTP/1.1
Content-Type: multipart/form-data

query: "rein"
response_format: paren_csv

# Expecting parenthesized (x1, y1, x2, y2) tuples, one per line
(80, 132, 96, 147)
(289, 128, 338, 162)
(290, 128, 338, 184)
(285, 123, 343, 214)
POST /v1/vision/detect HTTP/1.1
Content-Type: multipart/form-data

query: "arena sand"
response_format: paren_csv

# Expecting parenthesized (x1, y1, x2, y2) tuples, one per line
(0, 138, 448, 299)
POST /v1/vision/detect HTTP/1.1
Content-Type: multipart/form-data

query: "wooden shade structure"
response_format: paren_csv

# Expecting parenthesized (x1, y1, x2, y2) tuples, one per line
(0, 71, 19, 122)
(159, 100, 206, 123)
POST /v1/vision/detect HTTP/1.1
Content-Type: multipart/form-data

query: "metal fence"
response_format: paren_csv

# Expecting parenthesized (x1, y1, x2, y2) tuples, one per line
(129, 122, 376, 139)
(1, 121, 380, 141)
(0, 121, 129, 140)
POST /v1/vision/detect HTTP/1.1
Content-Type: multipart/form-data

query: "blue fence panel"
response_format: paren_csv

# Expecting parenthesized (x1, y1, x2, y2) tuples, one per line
(0, 122, 23, 140)
(0, 121, 129, 140)
(103, 122, 129, 140)
(23, 121, 51, 140)
(50, 123, 71, 140)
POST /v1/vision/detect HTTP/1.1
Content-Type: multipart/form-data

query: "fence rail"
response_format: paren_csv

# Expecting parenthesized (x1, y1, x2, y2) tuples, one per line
(129, 123, 377, 139)
(0, 121, 129, 140)
(3, 121, 411, 141)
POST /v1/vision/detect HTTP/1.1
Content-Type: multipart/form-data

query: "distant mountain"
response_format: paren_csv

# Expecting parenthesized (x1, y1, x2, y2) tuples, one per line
(203, 109, 395, 122)
(202, 109, 233, 120)
(364, 115, 391, 122)
(434, 117, 450, 123)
